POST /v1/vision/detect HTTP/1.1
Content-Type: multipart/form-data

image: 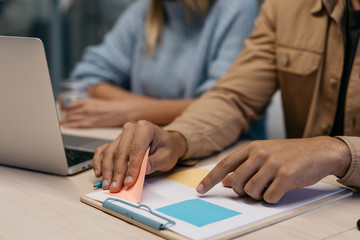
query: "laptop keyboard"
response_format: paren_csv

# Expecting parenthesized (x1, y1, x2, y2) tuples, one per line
(65, 148, 94, 167)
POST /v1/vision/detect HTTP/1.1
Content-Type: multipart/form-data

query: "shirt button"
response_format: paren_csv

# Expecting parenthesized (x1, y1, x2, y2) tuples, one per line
(321, 123, 331, 135)
(282, 55, 290, 67)
(329, 77, 337, 89)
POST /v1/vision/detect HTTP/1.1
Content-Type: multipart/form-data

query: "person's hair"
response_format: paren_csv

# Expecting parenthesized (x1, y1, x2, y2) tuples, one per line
(146, 0, 214, 54)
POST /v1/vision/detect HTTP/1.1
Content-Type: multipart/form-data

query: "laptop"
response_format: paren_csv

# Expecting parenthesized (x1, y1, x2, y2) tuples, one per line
(0, 36, 109, 175)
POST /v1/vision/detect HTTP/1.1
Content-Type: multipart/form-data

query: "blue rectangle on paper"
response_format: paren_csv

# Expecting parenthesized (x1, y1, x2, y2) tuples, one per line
(156, 199, 241, 227)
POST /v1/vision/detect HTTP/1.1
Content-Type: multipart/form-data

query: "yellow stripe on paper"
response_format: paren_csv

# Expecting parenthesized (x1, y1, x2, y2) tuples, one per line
(165, 168, 210, 188)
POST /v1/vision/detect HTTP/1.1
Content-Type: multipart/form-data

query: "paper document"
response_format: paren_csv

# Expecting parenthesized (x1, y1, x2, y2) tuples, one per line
(86, 164, 351, 240)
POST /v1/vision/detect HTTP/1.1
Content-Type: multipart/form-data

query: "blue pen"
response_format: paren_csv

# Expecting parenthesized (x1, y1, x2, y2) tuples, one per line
(94, 181, 102, 188)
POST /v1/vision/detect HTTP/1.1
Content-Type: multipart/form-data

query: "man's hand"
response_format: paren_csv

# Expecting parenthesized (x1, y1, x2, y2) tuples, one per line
(197, 137, 350, 204)
(92, 120, 187, 192)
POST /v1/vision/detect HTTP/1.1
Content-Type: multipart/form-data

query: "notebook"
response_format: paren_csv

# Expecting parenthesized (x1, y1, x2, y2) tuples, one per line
(0, 36, 109, 175)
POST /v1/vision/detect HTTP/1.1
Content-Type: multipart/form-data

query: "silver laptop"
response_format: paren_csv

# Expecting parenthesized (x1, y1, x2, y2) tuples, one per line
(0, 36, 109, 175)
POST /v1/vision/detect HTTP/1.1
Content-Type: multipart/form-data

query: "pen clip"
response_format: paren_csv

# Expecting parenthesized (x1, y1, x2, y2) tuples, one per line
(103, 198, 175, 230)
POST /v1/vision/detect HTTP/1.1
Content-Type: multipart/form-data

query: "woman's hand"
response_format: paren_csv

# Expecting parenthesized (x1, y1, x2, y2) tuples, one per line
(60, 98, 137, 128)
(92, 120, 187, 192)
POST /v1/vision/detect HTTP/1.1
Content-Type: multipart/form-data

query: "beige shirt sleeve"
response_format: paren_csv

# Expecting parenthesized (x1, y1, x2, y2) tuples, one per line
(165, 0, 360, 192)
(337, 136, 360, 190)
(164, 0, 278, 159)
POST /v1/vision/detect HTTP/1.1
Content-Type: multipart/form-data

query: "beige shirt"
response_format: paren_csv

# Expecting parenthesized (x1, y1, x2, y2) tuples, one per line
(165, 0, 360, 189)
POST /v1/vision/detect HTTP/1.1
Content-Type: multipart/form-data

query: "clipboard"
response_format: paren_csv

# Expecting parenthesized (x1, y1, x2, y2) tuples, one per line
(80, 184, 352, 240)
(81, 194, 187, 240)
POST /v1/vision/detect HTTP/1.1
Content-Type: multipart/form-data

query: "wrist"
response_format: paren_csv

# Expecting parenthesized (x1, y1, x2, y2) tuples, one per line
(169, 131, 188, 160)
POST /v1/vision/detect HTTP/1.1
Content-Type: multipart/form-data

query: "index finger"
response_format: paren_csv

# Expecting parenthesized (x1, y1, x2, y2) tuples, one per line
(65, 99, 87, 110)
(92, 143, 109, 177)
(100, 136, 122, 189)
(196, 147, 249, 194)
(124, 121, 155, 187)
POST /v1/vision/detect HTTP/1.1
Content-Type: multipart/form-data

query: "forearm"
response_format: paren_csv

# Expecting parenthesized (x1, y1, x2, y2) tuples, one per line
(130, 98, 195, 126)
(88, 83, 194, 125)
(90, 82, 133, 100)
(164, 91, 247, 159)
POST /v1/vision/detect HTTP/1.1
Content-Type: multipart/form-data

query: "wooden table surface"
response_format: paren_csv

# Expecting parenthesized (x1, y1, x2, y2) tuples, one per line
(0, 127, 359, 240)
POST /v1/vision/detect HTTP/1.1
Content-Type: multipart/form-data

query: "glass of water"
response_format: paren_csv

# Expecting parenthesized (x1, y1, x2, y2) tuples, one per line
(58, 80, 89, 108)
(57, 80, 89, 119)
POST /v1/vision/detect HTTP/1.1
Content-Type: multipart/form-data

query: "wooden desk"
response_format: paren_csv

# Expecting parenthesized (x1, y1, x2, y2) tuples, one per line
(0, 127, 359, 240)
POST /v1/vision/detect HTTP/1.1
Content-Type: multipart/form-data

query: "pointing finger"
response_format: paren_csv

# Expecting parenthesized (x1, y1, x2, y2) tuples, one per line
(196, 146, 249, 194)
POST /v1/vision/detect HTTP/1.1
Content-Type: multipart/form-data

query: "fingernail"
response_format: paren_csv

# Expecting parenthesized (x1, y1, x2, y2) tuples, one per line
(110, 181, 117, 189)
(124, 176, 133, 184)
(196, 183, 204, 193)
(102, 179, 109, 188)
(94, 169, 100, 176)
(146, 162, 151, 174)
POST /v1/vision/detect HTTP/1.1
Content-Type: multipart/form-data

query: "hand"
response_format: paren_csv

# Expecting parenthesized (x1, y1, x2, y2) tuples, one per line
(60, 98, 134, 128)
(92, 120, 187, 192)
(196, 137, 350, 204)
(60, 95, 195, 127)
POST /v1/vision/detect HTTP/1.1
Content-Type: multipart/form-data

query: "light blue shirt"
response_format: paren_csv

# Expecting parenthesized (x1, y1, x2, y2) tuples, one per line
(70, 0, 266, 139)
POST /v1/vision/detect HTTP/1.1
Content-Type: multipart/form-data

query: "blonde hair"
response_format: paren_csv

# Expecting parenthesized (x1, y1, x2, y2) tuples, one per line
(146, 0, 214, 54)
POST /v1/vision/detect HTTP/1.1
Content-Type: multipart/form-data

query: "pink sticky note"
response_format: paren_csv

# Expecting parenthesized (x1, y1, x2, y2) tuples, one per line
(106, 147, 149, 203)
